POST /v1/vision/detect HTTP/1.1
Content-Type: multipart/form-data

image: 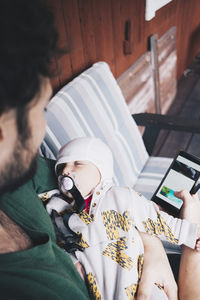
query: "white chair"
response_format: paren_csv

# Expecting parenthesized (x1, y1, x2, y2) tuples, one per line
(41, 61, 173, 200)
(41, 61, 200, 255)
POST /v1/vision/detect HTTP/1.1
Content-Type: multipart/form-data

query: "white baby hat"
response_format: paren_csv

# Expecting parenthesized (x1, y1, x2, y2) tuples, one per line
(55, 137, 114, 181)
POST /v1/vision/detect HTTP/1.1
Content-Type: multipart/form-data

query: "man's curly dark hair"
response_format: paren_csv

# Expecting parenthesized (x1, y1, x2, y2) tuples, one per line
(0, 0, 60, 137)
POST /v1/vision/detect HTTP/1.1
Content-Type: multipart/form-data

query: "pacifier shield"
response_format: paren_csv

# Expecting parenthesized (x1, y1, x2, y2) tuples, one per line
(62, 176, 74, 191)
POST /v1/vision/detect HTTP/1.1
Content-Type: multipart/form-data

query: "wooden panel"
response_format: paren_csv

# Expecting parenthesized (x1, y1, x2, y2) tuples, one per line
(62, 0, 85, 76)
(158, 26, 177, 114)
(78, 0, 97, 66)
(46, 0, 200, 97)
(47, 0, 72, 90)
(118, 27, 177, 117)
(110, 0, 122, 75)
(117, 52, 154, 114)
(175, 0, 200, 78)
(111, 0, 146, 76)
(91, 0, 115, 73)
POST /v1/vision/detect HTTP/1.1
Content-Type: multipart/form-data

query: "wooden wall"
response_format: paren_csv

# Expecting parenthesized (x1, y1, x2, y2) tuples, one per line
(46, 0, 200, 92)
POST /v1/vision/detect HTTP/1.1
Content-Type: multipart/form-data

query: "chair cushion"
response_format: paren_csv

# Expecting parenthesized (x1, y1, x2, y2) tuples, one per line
(134, 156, 173, 200)
(41, 62, 149, 187)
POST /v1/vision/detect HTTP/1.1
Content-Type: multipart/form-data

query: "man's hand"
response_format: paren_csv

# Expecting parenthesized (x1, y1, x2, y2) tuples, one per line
(173, 190, 200, 300)
(137, 233, 178, 300)
(74, 261, 86, 281)
(174, 190, 200, 225)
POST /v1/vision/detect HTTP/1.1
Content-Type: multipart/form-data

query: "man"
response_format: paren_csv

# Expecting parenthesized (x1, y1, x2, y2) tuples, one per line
(0, 0, 89, 298)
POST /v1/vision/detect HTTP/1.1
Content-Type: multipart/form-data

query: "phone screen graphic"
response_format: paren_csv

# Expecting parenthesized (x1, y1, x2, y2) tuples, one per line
(155, 155, 200, 210)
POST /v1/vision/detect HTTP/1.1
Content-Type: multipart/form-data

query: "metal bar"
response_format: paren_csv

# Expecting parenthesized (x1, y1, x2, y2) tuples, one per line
(151, 34, 161, 114)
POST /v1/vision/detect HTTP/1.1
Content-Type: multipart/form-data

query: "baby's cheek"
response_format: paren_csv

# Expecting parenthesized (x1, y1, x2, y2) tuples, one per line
(93, 173, 101, 187)
(80, 183, 92, 197)
(69, 172, 80, 189)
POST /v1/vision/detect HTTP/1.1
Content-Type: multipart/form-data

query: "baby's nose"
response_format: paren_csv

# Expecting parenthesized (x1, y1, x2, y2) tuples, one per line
(62, 164, 73, 175)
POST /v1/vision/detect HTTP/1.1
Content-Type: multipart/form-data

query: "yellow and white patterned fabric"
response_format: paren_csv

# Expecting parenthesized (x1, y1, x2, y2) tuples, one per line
(45, 181, 198, 300)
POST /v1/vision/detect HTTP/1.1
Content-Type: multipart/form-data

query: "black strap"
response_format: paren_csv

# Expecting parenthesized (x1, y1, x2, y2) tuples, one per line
(60, 175, 85, 213)
(51, 210, 84, 253)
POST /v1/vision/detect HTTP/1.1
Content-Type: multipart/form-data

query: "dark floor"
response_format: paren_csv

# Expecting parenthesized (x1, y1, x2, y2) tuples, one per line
(152, 56, 200, 158)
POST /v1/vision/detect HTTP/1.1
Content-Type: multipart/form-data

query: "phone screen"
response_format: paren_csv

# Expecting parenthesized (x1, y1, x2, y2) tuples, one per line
(155, 154, 200, 209)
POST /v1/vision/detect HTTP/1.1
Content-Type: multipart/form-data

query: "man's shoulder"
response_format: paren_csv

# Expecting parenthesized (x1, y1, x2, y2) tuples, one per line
(0, 156, 57, 221)
(32, 155, 57, 194)
(0, 156, 57, 200)
(35, 156, 56, 179)
(0, 157, 58, 238)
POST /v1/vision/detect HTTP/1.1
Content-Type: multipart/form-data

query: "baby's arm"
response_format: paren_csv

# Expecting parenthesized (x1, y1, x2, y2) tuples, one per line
(130, 189, 198, 249)
(138, 232, 177, 300)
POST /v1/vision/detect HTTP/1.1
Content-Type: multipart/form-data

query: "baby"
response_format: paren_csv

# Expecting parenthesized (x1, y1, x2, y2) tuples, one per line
(44, 137, 200, 300)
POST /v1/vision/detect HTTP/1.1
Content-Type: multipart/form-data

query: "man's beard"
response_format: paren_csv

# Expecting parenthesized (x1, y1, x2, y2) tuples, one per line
(0, 138, 38, 195)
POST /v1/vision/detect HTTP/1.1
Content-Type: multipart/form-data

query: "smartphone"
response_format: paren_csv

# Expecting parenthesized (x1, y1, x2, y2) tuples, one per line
(151, 150, 200, 216)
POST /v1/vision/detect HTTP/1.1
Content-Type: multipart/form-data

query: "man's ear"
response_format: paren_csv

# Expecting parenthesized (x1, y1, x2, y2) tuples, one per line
(0, 115, 5, 141)
(0, 127, 3, 140)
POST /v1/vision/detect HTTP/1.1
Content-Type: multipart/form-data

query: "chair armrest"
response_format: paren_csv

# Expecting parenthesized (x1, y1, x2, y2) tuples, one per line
(132, 113, 200, 132)
(132, 113, 200, 155)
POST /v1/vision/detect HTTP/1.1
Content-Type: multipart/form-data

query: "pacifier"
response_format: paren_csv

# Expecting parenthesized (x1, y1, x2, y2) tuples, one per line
(58, 175, 85, 213)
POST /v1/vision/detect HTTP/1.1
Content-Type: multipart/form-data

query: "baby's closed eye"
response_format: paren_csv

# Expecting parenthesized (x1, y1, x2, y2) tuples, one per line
(74, 161, 86, 166)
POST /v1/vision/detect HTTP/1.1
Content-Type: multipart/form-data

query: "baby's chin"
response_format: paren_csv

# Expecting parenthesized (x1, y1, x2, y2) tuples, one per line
(82, 190, 94, 199)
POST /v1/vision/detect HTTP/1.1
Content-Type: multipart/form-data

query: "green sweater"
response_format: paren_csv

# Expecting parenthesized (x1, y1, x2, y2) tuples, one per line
(0, 156, 89, 300)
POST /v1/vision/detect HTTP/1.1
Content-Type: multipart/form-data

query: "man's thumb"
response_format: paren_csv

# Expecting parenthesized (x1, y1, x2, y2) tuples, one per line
(136, 273, 152, 300)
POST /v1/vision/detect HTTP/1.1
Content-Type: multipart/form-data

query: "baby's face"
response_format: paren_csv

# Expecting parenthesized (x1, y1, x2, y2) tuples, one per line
(58, 160, 101, 198)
